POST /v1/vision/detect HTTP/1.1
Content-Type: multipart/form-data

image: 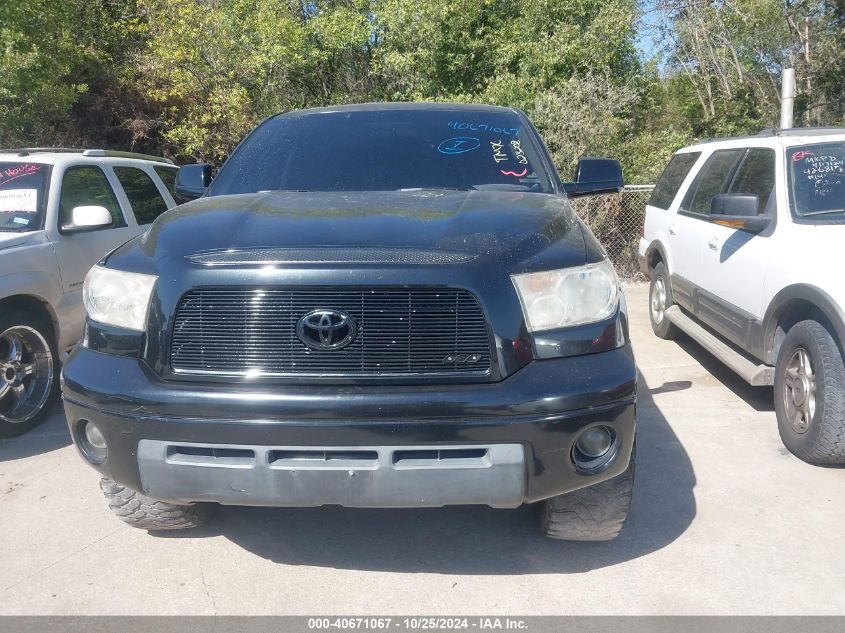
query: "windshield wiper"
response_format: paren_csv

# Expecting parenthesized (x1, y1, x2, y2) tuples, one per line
(258, 189, 311, 193)
(395, 187, 468, 192)
(801, 208, 845, 217)
(470, 183, 535, 192)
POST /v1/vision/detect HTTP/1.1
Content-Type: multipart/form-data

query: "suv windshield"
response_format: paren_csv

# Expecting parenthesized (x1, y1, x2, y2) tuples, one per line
(208, 108, 553, 195)
(0, 162, 49, 231)
(787, 142, 845, 219)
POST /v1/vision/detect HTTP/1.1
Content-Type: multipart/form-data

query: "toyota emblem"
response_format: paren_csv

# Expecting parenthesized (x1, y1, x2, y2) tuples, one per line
(296, 309, 357, 351)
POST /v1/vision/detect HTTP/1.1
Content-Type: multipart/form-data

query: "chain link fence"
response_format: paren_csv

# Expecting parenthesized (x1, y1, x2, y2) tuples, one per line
(569, 185, 655, 281)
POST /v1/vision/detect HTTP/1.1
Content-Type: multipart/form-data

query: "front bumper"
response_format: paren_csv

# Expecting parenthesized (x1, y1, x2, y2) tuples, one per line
(62, 345, 637, 507)
(137, 440, 527, 508)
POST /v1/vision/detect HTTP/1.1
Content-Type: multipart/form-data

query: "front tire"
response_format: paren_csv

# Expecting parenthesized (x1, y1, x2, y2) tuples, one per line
(538, 451, 635, 541)
(649, 262, 677, 340)
(100, 478, 216, 530)
(0, 310, 58, 438)
(774, 320, 845, 464)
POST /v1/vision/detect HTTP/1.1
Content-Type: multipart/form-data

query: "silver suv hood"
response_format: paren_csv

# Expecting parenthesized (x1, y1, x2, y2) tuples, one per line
(0, 231, 48, 251)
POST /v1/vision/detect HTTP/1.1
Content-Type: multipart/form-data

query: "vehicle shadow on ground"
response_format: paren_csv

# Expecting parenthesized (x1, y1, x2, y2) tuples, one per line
(160, 372, 697, 574)
(0, 402, 71, 462)
(673, 333, 774, 413)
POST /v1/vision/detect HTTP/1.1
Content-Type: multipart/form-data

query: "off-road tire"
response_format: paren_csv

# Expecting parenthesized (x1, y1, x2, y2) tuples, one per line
(100, 478, 216, 530)
(774, 320, 845, 465)
(538, 451, 635, 541)
(0, 310, 59, 438)
(649, 262, 678, 340)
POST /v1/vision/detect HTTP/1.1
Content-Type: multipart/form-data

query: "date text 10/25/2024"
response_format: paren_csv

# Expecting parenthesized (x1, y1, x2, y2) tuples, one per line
(307, 618, 529, 630)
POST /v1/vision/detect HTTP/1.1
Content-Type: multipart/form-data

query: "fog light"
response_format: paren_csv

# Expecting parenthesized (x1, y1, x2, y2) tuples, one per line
(84, 422, 107, 450)
(572, 425, 618, 473)
(77, 420, 108, 464)
(576, 426, 613, 458)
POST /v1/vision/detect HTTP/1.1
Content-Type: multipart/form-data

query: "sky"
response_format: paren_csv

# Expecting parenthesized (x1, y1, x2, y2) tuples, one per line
(635, 3, 668, 67)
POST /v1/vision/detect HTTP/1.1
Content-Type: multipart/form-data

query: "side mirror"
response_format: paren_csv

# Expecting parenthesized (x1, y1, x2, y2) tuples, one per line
(175, 164, 212, 200)
(710, 194, 769, 232)
(62, 205, 112, 233)
(562, 157, 624, 197)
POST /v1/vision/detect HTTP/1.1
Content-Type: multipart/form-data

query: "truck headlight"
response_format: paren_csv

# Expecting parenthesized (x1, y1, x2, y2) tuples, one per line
(512, 260, 619, 331)
(83, 265, 158, 331)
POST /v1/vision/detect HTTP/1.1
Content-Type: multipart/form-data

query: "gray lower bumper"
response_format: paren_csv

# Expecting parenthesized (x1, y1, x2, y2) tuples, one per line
(137, 440, 527, 508)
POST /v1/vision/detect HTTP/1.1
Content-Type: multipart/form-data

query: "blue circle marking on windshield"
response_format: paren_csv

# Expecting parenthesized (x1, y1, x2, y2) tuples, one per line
(438, 137, 481, 155)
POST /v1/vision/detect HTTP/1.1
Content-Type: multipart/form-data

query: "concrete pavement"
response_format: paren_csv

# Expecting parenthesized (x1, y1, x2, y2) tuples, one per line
(1, 283, 843, 614)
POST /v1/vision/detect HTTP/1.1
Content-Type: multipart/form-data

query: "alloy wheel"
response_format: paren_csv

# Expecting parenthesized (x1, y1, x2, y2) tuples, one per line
(651, 277, 667, 324)
(782, 347, 816, 434)
(0, 326, 54, 424)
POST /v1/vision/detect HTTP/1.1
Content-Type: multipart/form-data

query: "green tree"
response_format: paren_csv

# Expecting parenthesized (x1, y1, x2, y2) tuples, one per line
(0, 0, 141, 147)
(138, 0, 378, 162)
(374, 0, 639, 105)
(651, 0, 845, 135)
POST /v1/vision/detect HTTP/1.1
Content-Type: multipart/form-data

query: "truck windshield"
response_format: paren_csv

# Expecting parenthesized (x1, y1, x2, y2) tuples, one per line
(787, 142, 845, 219)
(208, 108, 554, 195)
(0, 162, 49, 232)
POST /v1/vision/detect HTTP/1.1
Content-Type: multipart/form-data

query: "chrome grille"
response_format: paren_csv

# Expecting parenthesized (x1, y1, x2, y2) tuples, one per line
(170, 288, 492, 377)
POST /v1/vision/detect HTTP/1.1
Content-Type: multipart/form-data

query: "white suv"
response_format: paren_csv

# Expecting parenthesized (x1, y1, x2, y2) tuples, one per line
(639, 128, 845, 465)
(0, 149, 183, 437)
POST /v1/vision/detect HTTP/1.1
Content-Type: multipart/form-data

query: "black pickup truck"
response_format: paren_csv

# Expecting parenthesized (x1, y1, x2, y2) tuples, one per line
(62, 103, 637, 540)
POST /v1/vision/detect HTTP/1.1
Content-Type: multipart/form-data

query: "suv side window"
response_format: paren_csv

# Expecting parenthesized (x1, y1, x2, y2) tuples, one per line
(649, 152, 701, 210)
(727, 149, 776, 215)
(59, 166, 125, 230)
(680, 149, 744, 216)
(114, 166, 169, 224)
(154, 165, 191, 205)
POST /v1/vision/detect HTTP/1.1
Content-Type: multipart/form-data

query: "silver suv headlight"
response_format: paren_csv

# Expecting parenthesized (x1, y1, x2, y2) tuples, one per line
(512, 260, 619, 332)
(83, 265, 158, 331)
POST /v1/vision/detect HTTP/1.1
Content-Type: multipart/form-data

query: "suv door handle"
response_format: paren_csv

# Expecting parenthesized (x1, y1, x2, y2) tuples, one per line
(708, 237, 719, 250)
(668, 225, 678, 235)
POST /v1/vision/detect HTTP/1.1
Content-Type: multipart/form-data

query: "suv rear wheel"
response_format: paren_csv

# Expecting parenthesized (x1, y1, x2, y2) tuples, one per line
(538, 451, 634, 541)
(775, 320, 845, 464)
(649, 262, 678, 340)
(0, 310, 58, 438)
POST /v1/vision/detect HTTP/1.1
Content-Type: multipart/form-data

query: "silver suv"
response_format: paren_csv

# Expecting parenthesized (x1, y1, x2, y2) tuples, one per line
(0, 148, 182, 437)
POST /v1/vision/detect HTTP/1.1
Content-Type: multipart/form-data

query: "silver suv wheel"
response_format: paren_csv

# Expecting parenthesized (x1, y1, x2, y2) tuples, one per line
(0, 325, 55, 424)
(781, 347, 816, 434)
(648, 262, 677, 340)
(650, 277, 667, 324)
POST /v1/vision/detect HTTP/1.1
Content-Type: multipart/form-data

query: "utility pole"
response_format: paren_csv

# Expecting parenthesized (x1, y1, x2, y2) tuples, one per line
(804, 17, 811, 125)
(781, 68, 796, 130)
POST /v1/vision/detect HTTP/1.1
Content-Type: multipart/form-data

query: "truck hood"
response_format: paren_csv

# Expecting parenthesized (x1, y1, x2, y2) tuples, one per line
(0, 230, 48, 251)
(135, 190, 593, 272)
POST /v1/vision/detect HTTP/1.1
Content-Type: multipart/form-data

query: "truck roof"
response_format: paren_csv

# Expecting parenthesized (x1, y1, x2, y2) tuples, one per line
(681, 127, 845, 152)
(272, 102, 520, 119)
(0, 148, 174, 166)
